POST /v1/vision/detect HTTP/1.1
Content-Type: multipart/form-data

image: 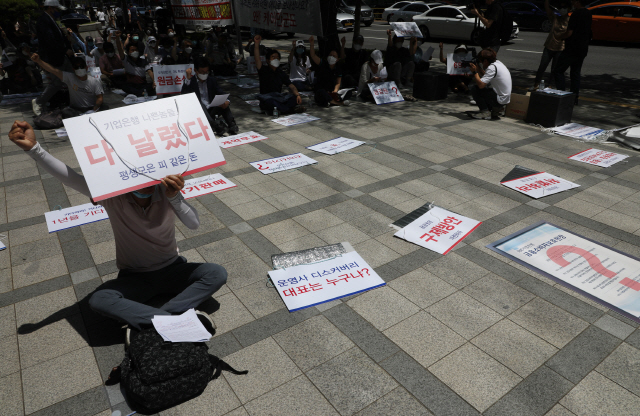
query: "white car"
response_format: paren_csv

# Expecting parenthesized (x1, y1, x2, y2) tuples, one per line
(382, 1, 417, 23)
(413, 6, 519, 44)
(336, 12, 356, 32)
(389, 3, 442, 23)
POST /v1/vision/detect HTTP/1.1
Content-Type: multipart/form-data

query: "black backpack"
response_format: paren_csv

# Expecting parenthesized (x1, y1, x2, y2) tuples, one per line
(498, 4, 515, 44)
(120, 327, 248, 414)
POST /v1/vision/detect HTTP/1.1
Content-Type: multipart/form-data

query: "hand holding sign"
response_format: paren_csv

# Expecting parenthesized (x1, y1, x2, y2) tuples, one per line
(160, 174, 185, 198)
(390, 22, 422, 38)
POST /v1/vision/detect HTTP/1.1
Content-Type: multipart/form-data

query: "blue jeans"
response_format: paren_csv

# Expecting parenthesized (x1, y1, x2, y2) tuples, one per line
(470, 84, 500, 111)
(534, 48, 562, 85)
(552, 52, 586, 99)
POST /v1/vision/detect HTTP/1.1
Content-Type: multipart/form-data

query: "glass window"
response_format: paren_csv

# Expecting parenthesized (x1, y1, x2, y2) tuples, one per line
(619, 6, 640, 18)
(592, 6, 619, 16)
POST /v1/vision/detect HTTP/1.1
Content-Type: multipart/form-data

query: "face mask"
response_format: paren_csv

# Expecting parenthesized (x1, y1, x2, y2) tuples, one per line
(8, 56, 17, 63)
(149, 42, 156, 47)
(133, 37, 139, 41)
(168, 32, 175, 37)
(130, 51, 140, 58)
(184, 47, 193, 54)
(353, 44, 362, 51)
(197, 72, 208, 81)
(296, 47, 304, 55)
(327, 56, 338, 65)
(107, 52, 115, 58)
(96, 43, 103, 49)
(395, 42, 403, 49)
(558, 8, 568, 14)
(132, 189, 154, 199)
(270, 58, 280, 68)
(75, 68, 87, 77)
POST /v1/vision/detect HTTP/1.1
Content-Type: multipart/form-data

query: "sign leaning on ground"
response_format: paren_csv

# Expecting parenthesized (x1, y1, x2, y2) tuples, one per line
(501, 172, 580, 199)
(170, 0, 234, 28)
(488, 221, 640, 322)
(180, 174, 236, 199)
(234, 0, 324, 36)
(250, 153, 318, 174)
(369, 81, 404, 105)
(45, 202, 109, 233)
(568, 148, 629, 168)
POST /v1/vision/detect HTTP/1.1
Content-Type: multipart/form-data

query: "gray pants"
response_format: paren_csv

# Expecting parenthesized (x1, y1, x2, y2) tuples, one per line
(35, 57, 74, 106)
(89, 257, 227, 329)
(388, 61, 415, 86)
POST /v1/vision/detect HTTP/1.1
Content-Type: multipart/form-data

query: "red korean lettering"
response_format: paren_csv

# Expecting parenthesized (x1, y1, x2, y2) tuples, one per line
(283, 288, 297, 297)
(184, 118, 211, 141)
(309, 283, 322, 291)
(128, 129, 158, 157)
(165, 76, 174, 86)
(84, 140, 115, 165)
(420, 233, 438, 243)
(157, 123, 187, 149)
(296, 285, 311, 294)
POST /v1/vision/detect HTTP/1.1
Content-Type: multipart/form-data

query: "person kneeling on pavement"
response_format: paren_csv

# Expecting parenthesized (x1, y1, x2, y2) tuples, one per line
(253, 35, 304, 115)
(182, 57, 239, 135)
(468, 48, 511, 120)
(309, 36, 352, 107)
(357, 50, 387, 102)
(8, 121, 224, 335)
(31, 53, 103, 118)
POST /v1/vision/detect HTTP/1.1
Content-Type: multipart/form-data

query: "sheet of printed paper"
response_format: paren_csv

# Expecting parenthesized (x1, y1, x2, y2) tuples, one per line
(245, 100, 260, 106)
(269, 251, 385, 312)
(568, 148, 629, 168)
(181, 174, 236, 199)
(271, 113, 320, 127)
(250, 153, 318, 174)
(151, 308, 211, 342)
(307, 137, 365, 155)
(446, 52, 474, 76)
(501, 172, 579, 199)
(63, 93, 226, 202)
(390, 21, 422, 38)
(0, 240, 5, 251)
(495, 223, 640, 318)
(422, 46, 434, 62)
(217, 131, 268, 148)
(394, 206, 481, 255)
(207, 94, 230, 108)
(551, 123, 606, 140)
(369, 81, 404, 105)
(154, 64, 194, 95)
(45, 202, 109, 233)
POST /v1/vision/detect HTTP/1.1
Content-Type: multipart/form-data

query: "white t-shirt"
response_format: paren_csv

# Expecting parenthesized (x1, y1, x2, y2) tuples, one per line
(90, 47, 105, 63)
(62, 71, 104, 109)
(97, 11, 106, 21)
(480, 60, 512, 105)
(289, 55, 311, 82)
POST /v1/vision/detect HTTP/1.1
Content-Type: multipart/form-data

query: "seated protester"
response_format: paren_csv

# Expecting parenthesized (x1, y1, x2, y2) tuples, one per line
(340, 34, 368, 89)
(253, 35, 303, 115)
(89, 37, 106, 66)
(468, 48, 512, 120)
(412, 40, 432, 73)
(116, 37, 154, 96)
(124, 31, 145, 56)
(385, 30, 417, 88)
(8, 121, 224, 334)
(172, 39, 195, 64)
(357, 50, 387, 101)
(31, 53, 103, 118)
(156, 36, 173, 63)
(182, 57, 239, 135)
(99, 40, 125, 89)
(144, 36, 158, 63)
(288, 40, 312, 92)
(2, 47, 40, 93)
(308, 36, 351, 107)
(439, 43, 471, 94)
(206, 33, 238, 76)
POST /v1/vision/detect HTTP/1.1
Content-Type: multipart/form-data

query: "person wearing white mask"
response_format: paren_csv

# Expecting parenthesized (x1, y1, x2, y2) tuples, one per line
(531, 0, 570, 91)
(357, 49, 387, 101)
(287, 39, 312, 91)
(339, 34, 367, 88)
(173, 39, 194, 64)
(385, 30, 417, 89)
(31, 53, 103, 118)
(89, 37, 106, 65)
(117, 38, 154, 96)
(99, 40, 125, 89)
(309, 36, 351, 107)
(144, 36, 158, 63)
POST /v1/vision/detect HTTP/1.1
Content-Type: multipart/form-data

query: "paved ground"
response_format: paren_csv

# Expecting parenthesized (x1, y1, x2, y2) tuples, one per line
(2, 43, 640, 416)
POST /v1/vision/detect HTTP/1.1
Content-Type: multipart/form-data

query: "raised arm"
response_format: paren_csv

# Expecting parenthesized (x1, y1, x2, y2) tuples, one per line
(439, 42, 446, 63)
(161, 174, 200, 229)
(31, 53, 63, 81)
(115, 31, 125, 60)
(387, 29, 394, 48)
(340, 36, 346, 60)
(544, 0, 554, 19)
(308, 36, 321, 65)
(409, 37, 418, 56)
(254, 34, 263, 70)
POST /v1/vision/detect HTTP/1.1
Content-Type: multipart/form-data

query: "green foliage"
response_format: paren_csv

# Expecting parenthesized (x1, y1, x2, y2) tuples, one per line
(0, 0, 39, 26)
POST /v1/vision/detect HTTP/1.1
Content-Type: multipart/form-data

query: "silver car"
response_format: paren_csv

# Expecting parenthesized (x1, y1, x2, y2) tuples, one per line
(382, 1, 416, 23)
(336, 12, 356, 32)
(389, 2, 442, 23)
(338, 0, 375, 27)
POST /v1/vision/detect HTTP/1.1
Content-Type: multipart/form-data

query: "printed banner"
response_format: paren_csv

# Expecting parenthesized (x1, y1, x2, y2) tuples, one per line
(154, 64, 194, 95)
(369, 81, 404, 105)
(234, 0, 323, 36)
(269, 251, 385, 312)
(45, 203, 109, 233)
(307, 137, 365, 155)
(218, 131, 268, 148)
(181, 173, 236, 199)
(169, 0, 233, 27)
(63, 93, 226, 202)
(551, 123, 607, 141)
(568, 148, 629, 168)
(390, 21, 422, 38)
(488, 222, 640, 321)
(446, 52, 474, 76)
(394, 206, 481, 255)
(271, 113, 320, 127)
(250, 153, 317, 174)
(501, 172, 579, 199)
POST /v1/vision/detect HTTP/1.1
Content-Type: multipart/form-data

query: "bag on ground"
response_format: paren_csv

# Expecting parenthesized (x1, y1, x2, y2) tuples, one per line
(33, 109, 63, 129)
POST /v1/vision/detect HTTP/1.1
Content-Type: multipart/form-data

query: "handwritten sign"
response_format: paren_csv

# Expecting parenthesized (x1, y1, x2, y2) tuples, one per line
(568, 148, 629, 168)
(394, 206, 481, 255)
(501, 172, 579, 199)
(45, 203, 109, 233)
(154, 64, 194, 95)
(63, 93, 226, 202)
(446, 52, 473, 76)
(390, 21, 422, 38)
(181, 173, 236, 199)
(234, 0, 324, 36)
(269, 251, 385, 312)
(250, 153, 317, 174)
(217, 131, 268, 148)
(271, 113, 320, 127)
(307, 137, 365, 155)
(369, 81, 404, 105)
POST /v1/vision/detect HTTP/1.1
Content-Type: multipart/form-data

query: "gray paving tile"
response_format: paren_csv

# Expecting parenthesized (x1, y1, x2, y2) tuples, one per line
(0, 274, 72, 309)
(347, 286, 420, 331)
(70, 267, 100, 285)
(389, 269, 457, 309)
(593, 314, 636, 340)
(560, 371, 640, 416)
(232, 307, 319, 348)
(463, 274, 535, 316)
(233, 280, 284, 319)
(544, 404, 577, 416)
(355, 387, 433, 416)
(0, 372, 24, 416)
(427, 291, 503, 339)
(236, 230, 282, 265)
(430, 165, 448, 172)
(161, 377, 241, 416)
(596, 342, 640, 397)
(95, 260, 117, 277)
(0, 335, 19, 378)
(28, 386, 109, 416)
(0, 304, 16, 339)
(228, 222, 253, 234)
(324, 199, 376, 222)
(344, 189, 364, 198)
(61, 238, 95, 274)
(625, 328, 640, 350)
(354, 194, 405, 220)
(454, 245, 529, 284)
(207, 331, 244, 359)
(526, 200, 550, 209)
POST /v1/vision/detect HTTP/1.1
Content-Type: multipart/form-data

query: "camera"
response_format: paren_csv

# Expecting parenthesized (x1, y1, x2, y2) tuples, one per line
(461, 58, 477, 68)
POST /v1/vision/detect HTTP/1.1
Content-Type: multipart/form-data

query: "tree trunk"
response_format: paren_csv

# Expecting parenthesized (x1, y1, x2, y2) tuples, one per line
(319, 0, 339, 57)
(353, 0, 362, 42)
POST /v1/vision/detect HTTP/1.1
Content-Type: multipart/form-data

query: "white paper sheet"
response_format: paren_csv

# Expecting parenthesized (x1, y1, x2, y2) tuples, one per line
(207, 94, 230, 108)
(307, 137, 365, 155)
(151, 309, 212, 342)
(501, 172, 580, 199)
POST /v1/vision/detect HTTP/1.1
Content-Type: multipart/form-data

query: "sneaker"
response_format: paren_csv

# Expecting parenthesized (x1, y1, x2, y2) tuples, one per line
(32, 99, 42, 116)
(469, 99, 476, 105)
(469, 111, 491, 120)
(195, 310, 216, 336)
(342, 100, 351, 106)
(491, 105, 505, 119)
(227, 123, 239, 135)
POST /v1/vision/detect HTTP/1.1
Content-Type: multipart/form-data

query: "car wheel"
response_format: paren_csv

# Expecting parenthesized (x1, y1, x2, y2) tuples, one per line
(365, 21, 373, 27)
(419, 25, 430, 41)
(541, 19, 552, 32)
(471, 29, 482, 45)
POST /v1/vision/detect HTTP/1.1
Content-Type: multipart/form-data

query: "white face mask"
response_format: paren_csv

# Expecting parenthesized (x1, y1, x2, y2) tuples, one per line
(130, 51, 139, 58)
(270, 58, 280, 68)
(353, 44, 362, 51)
(197, 72, 208, 81)
(107, 52, 115, 58)
(327, 56, 338, 65)
(395, 42, 403, 49)
(168, 32, 175, 37)
(184, 47, 192, 54)
(75, 68, 87, 77)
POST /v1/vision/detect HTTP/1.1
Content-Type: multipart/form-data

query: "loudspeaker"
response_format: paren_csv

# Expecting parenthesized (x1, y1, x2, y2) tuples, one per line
(525, 91, 575, 127)
(413, 72, 448, 101)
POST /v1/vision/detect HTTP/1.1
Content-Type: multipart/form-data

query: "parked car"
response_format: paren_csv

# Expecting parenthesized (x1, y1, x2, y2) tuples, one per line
(338, 0, 375, 26)
(413, 6, 519, 43)
(586, 0, 634, 7)
(503, 1, 559, 31)
(336, 12, 357, 31)
(389, 2, 442, 22)
(588, 1, 640, 42)
(382, 1, 419, 23)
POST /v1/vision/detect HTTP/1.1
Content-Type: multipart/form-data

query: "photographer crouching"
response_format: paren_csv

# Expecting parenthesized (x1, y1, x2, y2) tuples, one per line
(468, 49, 512, 120)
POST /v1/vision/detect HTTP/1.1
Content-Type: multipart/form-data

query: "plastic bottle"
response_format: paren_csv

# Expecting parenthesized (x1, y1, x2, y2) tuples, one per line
(143, 89, 148, 98)
(273, 106, 279, 118)
(539, 80, 545, 91)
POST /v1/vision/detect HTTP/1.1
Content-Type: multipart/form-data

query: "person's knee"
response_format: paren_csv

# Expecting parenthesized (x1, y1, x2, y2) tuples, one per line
(89, 289, 122, 313)
(201, 263, 228, 287)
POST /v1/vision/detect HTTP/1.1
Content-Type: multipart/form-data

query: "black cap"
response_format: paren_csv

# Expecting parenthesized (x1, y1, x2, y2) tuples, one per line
(354, 34, 364, 42)
(85, 36, 93, 42)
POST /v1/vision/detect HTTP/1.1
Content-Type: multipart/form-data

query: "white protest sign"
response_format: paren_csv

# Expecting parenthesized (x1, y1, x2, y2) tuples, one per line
(181, 174, 236, 199)
(207, 94, 230, 108)
(501, 172, 580, 199)
(307, 137, 365, 155)
(247, 55, 266, 74)
(551, 123, 606, 141)
(63, 93, 226, 202)
(250, 153, 318, 174)
(369, 81, 404, 105)
(422, 46, 434, 62)
(269, 251, 385, 312)
(85, 56, 102, 79)
(390, 21, 422, 38)
(395, 206, 481, 255)
(271, 113, 320, 127)
(446, 52, 473, 76)
(45, 203, 109, 233)
(154, 64, 194, 95)
(235, 0, 324, 36)
(217, 131, 268, 148)
(568, 148, 629, 168)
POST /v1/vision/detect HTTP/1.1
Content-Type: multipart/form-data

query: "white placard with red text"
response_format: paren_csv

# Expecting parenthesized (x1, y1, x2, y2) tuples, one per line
(154, 64, 194, 95)
(501, 172, 580, 199)
(307, 137, 365, 155)
(271, 113, 320, 127)
(568, 148, 629, 168)
(181, 174, 236, 199)
(394, 206, 481, 255)
(269, 251, 385, 312)
(446, 53, 474, 76)
(45, 203, 109, 233)
(369, 81, 404, 105)
(63, 93, 226, 202)
(217, 131, 268, 148)
(250, 153, 317, 174)
(390, 21, 422, 38)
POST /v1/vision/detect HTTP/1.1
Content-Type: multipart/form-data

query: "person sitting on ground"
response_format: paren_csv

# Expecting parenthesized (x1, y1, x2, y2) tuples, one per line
(288, 40, 312, 92)
(172, 38, 195, 64)
(99, 40, 125, 89)
(31, 53, 103, 118)
(253, 34, 303, 115)
(439, 43, 472, 94)
(117, 36, 154, 96)
(206, 32, 238, 76)
(308, 36, 351, 107)
(182, 57, 239, 136)
(385, 30, 417, 88)
(89, 37, 106, 66)
(468, 48, 512, 120)
(412, 40, 432, 73)
(340, 34, 368, 88)
(531, 0, 570, 90)
(357, 49, 387, 102)
(144, 36, 159, 63)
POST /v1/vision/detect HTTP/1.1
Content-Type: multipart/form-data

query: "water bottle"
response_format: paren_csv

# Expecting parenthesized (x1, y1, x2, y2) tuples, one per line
(539, 80, 545, 91)
(143, 89, 148, 98)
(273, 106, 279, 118)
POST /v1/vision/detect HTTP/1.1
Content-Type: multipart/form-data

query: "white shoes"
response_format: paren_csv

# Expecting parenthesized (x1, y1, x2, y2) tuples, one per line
(32, 99, 42, 116)
(342, 100, 351, 106)
(469, 99, 476, 105)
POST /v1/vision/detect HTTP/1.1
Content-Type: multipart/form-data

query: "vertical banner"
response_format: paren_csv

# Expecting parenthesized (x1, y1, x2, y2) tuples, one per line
(234, 0, 324, 36)
(170, 0, 234, 28)
(154, 64, 194, 95)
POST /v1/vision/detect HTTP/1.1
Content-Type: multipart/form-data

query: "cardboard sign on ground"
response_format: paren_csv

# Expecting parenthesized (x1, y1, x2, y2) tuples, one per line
(568, 148, 629, 168)
(501, 171, 580, 199)
(307, 137, 365, 155)
(217, 131, 268, 148)
(45, 203, 109, 233)
(505, 93, 530, 120)
(369, 81, 404, 105)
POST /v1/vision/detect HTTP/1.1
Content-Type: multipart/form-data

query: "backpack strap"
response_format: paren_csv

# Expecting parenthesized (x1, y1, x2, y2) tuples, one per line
(209, 355, 249, 380)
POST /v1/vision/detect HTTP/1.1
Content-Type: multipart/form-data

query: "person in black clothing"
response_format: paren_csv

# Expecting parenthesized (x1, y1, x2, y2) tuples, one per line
(340, 34, 368, 89)
(253, 35, 303, 115)
(385, 30, 418, 88)
(309, 36, 351, 107)
(470, 0, 503, 54)
(182, 57, 238, 135)
(551, 0, 592, 105)
(128, 3, 142, 32)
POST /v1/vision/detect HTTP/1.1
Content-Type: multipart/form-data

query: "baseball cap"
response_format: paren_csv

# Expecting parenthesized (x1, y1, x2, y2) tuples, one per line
(85, 36, 93, 42)
(148, 36, 156, 43)
(454, 44, 468, 52)
(44, 0, 67, 10)
(370, 50, 383, 64)
(354, 34, 364, 43)
(295, 40, 304, 47)
(95, 37, 104, 44)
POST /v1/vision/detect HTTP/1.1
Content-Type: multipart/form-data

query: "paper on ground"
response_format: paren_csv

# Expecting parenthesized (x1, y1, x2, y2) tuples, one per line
(568, 148, 629, 168)
(307, 137, 365, 155)
(45, 202, 109, 233)
(369, 81, 404, 105)
(271, 113, 320, 127)
(245, 100, 260, 106)
(551, 123, 606, 141)
(623, 126, 640, 138)
(0, 240, 5, 251)
(181, 174, 236, 199)
(218, 131, 268, 148)
(250, 153, 318, 174)
(501, 171, 580, 199)
(55, 128, 68, 137)
(207, 94, 230, 108)
(152, 309, 211, 342)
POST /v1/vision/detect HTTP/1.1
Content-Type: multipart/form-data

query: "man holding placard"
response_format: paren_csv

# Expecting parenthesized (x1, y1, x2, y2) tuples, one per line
(385, 30, 418, 89)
